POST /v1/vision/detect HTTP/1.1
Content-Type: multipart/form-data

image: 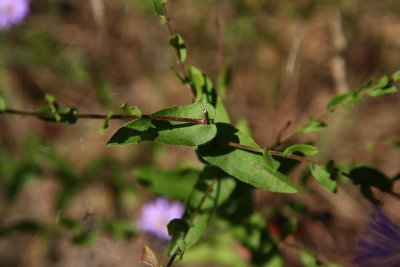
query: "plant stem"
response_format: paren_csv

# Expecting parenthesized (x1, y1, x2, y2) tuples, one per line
(1, 108, 207, 124)
(166, 178, 218, 267)
(2, 108, 316, 164)
(223, 141, 319, 164)
(162, 3, 196, 99)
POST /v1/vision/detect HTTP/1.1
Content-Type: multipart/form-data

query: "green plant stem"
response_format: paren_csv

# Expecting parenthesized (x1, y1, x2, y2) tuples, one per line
(1, 108, 207, 124)
(166, 178, 218, 267)
(2, 108, 316, 164)
(223, 141, 319, 164)
(162, 3, 196, 99)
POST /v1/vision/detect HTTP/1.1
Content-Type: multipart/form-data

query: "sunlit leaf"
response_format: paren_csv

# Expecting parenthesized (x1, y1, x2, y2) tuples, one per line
(263, 147, 280, 170)
(121, 103, 142, 117)
(169, 34, 187, 62)
(198, 123, 297, 193)
(298, 117, 326, 134)
(283, 144, 319, 156)
(107, 103, 217, 146)
(309, 163, 336, 192)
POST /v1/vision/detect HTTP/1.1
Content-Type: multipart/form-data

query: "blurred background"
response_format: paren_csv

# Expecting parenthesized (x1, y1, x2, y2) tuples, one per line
(0, 0, 399, 266)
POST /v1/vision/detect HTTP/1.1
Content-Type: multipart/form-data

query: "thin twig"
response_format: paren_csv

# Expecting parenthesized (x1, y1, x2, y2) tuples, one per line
(166, 178, 218, 267)
(162, 3, 196, 99)
(1, 108, 207, 124)
(223, 141, 320, 164)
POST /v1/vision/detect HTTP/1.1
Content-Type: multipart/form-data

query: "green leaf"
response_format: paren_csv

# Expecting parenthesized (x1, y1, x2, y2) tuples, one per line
(263, 147, 280, 170)
(44, 93, 56, 104)
(99, 111, 113, 132)
(152, 0, 167, 24)
(298, 117, 326, 134)
(298, 251, 318, 267)
(140, 246, 160, 267)
(309, 163, 336, 192)
(0, 96, 6, 111)
(169, 34, 187, 62)
(392, 70, 400, 82)
(120, 103, 142, 117)
(326, 91, 360, 112)
(366, 75, 397, 97)
(107, 103, 217, 146)
(133, 167, 199, 201)
(36, 107, 78, 124)
(283, 144, 319, 156)
(188, 67, 205, 102)
(197, 123, 297, 193)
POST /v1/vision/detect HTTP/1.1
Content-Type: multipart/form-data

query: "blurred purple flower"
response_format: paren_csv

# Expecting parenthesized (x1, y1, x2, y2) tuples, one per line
(354, 208, 400, 267)
(0, 0, 29, 30)
(137, 198, 184, 240)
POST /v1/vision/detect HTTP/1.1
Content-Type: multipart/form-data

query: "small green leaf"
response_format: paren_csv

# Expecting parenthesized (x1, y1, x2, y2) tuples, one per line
(309, 163, 336, 192)
(99, 111, 113, 132)
(283, 144, 319, 156)
(0, 96, 6, 111)
(198, 123, 297, 193)
(44, 93, 56, 104)
(188, 67, 205, 102)
(263, 147, 280, 170)
(108, 103, 217, 146)
(140, 246, 160, 267)
(298, 251, 317, 267)
(36, 107, 78, 124)
(326, 91, 360, 112)
(298, 117, 326, 134)
(392, 70, 400, 82)
(121, 103, 142, 117)
(169, 34, 187, 62)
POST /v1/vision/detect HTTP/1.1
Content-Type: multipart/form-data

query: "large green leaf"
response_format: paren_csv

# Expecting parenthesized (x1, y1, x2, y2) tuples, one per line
(197, 123, 297, 193)
(107, 103, 217, 146)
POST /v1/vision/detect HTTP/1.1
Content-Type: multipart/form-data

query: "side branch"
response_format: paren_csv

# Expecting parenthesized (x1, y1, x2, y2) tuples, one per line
(1, 108, 207, 124)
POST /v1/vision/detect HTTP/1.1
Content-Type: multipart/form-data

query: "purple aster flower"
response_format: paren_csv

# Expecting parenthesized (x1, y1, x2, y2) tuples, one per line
(354, 208, 400, 267)
(137, 198, 184, 240)
(0, 0, 29, 30)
